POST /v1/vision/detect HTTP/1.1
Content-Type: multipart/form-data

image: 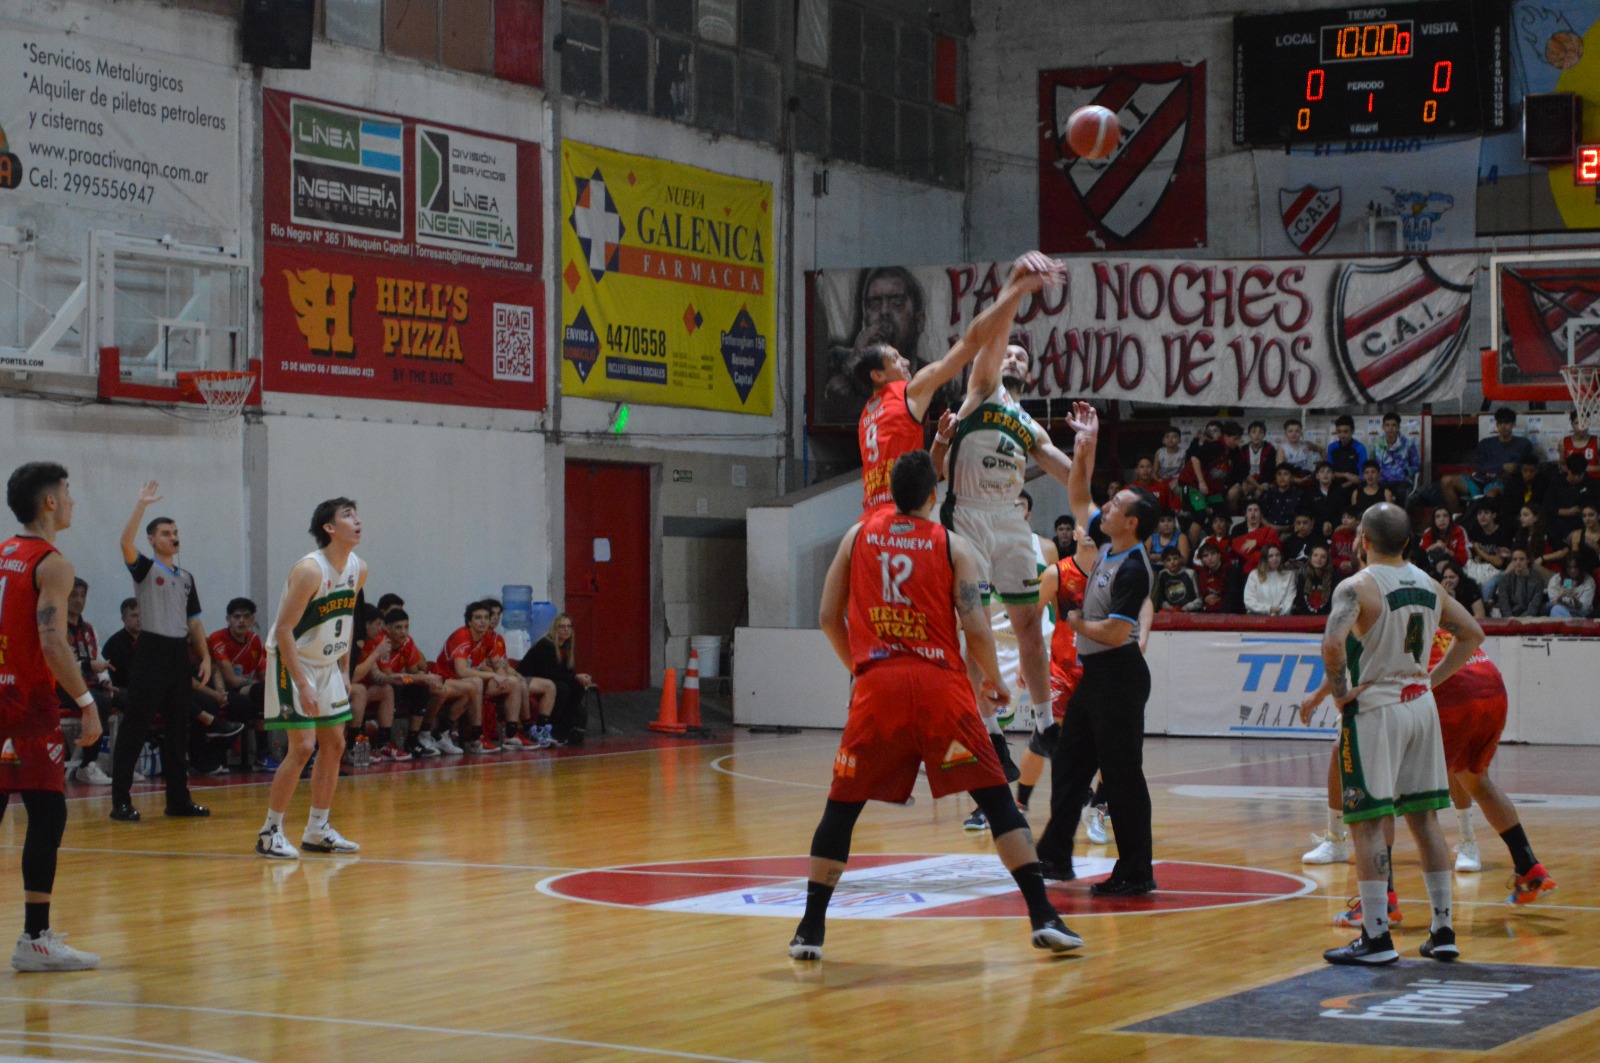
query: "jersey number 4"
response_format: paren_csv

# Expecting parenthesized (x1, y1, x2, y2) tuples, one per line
(1404, 614, 1425, 664)
(878, 552, 913, 604)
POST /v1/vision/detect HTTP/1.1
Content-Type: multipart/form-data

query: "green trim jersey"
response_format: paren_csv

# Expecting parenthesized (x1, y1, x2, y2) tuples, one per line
(1346, 562, 1440, 711)
(942, 385, 1042, 516)
(276, 550, 361, 667)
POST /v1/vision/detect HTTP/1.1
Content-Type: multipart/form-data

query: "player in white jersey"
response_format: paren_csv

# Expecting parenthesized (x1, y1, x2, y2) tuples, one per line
(940, 332, 1076, 746)
(256, 497, 368, 860)
(1317, 503, 1485, 967)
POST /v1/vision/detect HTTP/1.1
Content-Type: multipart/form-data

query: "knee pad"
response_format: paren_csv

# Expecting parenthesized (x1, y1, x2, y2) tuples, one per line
(809, 799, 865, 863)
(971, 785, 1028, 837)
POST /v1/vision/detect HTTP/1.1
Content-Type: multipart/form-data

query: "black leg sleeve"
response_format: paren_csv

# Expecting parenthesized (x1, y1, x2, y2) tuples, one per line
(809, 799, 866, 864)
(18, 791, 68, 895)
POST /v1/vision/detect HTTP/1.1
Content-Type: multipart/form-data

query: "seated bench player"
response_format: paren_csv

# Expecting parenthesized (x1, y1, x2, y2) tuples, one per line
(349, 607, 405, 763)
(372, 609, 453, 758)
(207, 597, 266, 769)
(481, 599, 549, 750)
(431, 602, 508, 754)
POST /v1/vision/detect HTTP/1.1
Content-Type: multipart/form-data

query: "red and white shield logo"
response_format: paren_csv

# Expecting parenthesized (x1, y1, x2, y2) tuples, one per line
(1497, 268, 1600, 385)
(1335, 257, 1476, 403)
(1052, 72, 1195, 241)
(1279, 186, 1341, 256)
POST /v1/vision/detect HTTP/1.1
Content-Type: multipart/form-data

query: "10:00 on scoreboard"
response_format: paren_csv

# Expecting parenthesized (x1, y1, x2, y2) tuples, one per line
(1233, 1, 1510, 145)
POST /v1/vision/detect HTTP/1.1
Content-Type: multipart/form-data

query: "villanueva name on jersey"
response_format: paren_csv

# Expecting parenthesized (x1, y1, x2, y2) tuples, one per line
(863, 531, 934, 552)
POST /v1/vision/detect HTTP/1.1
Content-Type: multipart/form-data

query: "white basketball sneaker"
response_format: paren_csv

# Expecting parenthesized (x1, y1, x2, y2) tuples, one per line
(434, 732, 464, 755)
(72, 762, 113, 786)
(1084, 805, 1110, 845)
(1302, 831, 1351, 864)
(256, 826, 299, 860)
(11, 929, 99, 972)
(1454, 840, 1482, 873)
(301, 824, 360, 854)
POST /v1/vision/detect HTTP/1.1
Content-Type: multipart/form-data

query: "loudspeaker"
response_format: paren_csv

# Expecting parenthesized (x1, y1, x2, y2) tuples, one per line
(241, 0, 314, 70)
(1523, 93, 1580, 163)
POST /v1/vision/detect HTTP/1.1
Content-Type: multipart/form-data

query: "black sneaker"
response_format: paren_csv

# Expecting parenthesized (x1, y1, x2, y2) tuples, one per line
(109, 802, 140, 823)
(206, 720, 246, 739)
(1420, 926, 1459, 962)
(1324, 929, 1400, 966)
(962, 807, 988, 832)
(164, 801, 211, 818)
(788, 924, 823, 961)
(1030, 916, 1084, 953)
(1090, 878, 1157, 897)
(990, 734, 1021, 783)
(1039, 860, 1076, 881)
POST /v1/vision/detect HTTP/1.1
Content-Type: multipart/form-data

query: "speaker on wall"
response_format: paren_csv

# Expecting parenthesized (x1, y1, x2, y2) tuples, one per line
(241, 0, 314, 70)
(1523, 93, 1580, 163)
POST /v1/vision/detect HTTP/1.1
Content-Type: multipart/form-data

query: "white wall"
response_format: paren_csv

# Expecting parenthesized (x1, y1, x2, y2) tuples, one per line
(747, 471, 862, 628)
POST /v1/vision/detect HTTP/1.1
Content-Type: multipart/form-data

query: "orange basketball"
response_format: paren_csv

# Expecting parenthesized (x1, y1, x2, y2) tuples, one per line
(1065, 105, 1120, 160)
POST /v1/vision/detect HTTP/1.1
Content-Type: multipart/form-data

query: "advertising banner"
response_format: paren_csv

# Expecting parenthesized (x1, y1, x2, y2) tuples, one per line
(0, 19, 242, 234)
(810, 252, 1476, 424)
(558, 139, 775, 416)
(261, 90, 543, 410)
(1254, 137, 1481, 255)
(1038, 63, 1207, 254)
(1155, 632, 1338, 740)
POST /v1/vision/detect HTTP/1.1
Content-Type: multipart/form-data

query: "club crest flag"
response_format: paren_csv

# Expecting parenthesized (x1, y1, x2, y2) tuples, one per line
(560, 140, 774, 415)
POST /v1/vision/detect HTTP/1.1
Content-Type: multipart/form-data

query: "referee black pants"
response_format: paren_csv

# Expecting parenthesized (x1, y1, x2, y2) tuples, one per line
(1039, 643, 1155, 884)
(112, 634, 193, 807)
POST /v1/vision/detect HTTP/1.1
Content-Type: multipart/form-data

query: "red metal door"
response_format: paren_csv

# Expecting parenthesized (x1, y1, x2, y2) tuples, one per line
(564, 462, 651, 691)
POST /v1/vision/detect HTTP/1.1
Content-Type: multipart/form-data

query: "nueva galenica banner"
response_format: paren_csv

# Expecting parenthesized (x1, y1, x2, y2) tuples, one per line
(810, 253, 1476, 423)
(559, 140, 774, 415)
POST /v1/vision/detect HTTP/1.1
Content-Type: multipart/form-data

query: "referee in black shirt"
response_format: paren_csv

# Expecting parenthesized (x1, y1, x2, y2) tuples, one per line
(110, 481, 212, 822)
(1037, 403, 1161, 895)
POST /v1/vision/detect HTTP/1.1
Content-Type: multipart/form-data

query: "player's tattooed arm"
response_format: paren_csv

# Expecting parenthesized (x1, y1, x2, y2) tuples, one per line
(35, 603, 57, 630)
(1322, 580, 1362, 700)
(956, 577, 983, 619)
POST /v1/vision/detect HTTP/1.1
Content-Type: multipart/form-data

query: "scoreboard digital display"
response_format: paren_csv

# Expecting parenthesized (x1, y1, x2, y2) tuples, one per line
(1233, 1, 1511, 145)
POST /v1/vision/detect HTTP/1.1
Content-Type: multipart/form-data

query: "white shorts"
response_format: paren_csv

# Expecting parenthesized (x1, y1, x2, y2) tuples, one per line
(1338, 691, 1449, 823)
(951, 506, 1040, 605)
(264, 648, 351, 730)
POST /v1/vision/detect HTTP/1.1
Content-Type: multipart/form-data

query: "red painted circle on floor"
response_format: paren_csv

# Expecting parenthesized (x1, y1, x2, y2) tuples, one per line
(538, 854, 1314, 919)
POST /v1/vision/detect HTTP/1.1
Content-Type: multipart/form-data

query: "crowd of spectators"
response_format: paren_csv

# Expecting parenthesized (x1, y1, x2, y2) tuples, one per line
(1122, 408, 1600, 620)
(60, 587, 593, 787)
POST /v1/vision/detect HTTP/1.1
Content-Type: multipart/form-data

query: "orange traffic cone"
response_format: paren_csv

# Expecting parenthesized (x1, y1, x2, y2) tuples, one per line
(680, 650, 703, 730)
(648, 667, 687, 733)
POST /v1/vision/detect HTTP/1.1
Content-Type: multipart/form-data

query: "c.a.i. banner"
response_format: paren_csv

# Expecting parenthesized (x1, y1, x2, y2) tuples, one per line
(559, 140, 774, 415)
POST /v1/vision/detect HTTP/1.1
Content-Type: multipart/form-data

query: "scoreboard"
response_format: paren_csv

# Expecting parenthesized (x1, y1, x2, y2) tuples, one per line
(1234, 1, 1511, 145)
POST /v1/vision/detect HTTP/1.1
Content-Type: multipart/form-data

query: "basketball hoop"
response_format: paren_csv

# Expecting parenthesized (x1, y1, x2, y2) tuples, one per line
(1561, 365, 1600, 432)
(177, 370, 256, 440)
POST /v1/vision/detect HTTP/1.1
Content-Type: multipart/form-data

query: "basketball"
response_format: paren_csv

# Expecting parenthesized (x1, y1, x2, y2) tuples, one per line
(1065, 105, 1120, 160)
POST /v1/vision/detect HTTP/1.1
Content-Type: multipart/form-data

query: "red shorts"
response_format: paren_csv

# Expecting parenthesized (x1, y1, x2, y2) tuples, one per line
(1437, 689, 1508, 775)
(0, 730, 68, 794)
(829, 661, 1005, 803)
(1048, 661, 1082, 722)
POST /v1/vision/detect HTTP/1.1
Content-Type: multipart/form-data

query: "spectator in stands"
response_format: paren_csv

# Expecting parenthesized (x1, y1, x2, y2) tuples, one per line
(1154, 426, 1186, 489)
(1193, 541, 1243, 614)
(517, 613, 594, 745)
(1325, 414, 1368, 490)
(1560, 410, 1599, 477)
(1544, 454, 1596, 544)
(206, 598, 266, 770)
(1145, 510, 1189, 563)
(1279, 417, 1318, 483)
(1178, 420, 1238, 533)
(60, 578, 119, 785)
(1422, 505, 1470, 568)
(1439, 561, 1487, 619)
(1568, 503, 1600, 573)
(1546, 553, 1595, 618)
(1348, 460, 1393, 518)
(1231, 503, 1280, 575)
(1465, 503, 1513, 589)
(1231, 420, 1277, 509)
(1152, 548, 1201, 612)
(1292, 544, 1337, 615)
(1052, 514, 1077, 562)
(1258, 463, 1302, 533)
(1329, 507, 1360, 577)
(1130, 457, 1178, 514)
(1502, 459, 1552, 522)
(1306, 462, 1344, 538)
(1244, 546, 1295, 616)
(1193, 512, 1233, 568)
(1492, 549, 1547, 618)
(1443, 406, 1539, 513)
(101, 598, 139, 690)
(1513, 503, 1565, 581)
(1280, 512, 1325, 569)
(1372, 411, 1421, 506)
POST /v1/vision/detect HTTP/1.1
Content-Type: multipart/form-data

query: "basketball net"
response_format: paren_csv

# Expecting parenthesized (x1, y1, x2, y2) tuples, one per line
(1562, 365, 1600, 432)
(186, 370, 255, 441)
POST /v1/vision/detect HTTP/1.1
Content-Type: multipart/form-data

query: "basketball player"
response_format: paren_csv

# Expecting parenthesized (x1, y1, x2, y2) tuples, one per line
(0, 463, 102, 970)
(255, 498, 367, 859)
(857, 251, 1061, 513)
(789, 451, 1081, 960)
(1314, 503, 1484, 966)
(1014, 529, 1086, 817)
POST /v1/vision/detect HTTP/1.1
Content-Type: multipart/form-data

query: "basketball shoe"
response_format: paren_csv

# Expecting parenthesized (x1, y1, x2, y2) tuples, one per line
(1420, 926, 1459, 961)
(256, 826, 299, 860)
(1324, 929, 1399, 966)
(788, 923, 823, 961)
(963, 808, 987, 832)
(70, 762, 113, 786)
(1453, 840, 1481, 873)
(1507, 863, 1557, 906)
(434, 732, 464, 755)
(1333, 891, 1403, 928)
(378, 742, 411, 762)
(1302, 831, 1350, 864)
(465, 739, 502, 755)
(11, 930, 99, 972)
(1030, 916, 1083, 953)
(1084, 805, 1110, 845)
(302, 824, 360, 854)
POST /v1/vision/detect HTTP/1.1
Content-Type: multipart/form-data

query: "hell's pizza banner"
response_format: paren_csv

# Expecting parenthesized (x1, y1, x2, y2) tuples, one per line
(811, 253, 1477, 413)
(559, 140, 774, 415)
(261, 90, 544, 410)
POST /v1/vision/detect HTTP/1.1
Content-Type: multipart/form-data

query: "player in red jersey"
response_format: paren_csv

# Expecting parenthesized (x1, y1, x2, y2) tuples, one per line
(788, 450, 1081, 962)
(856, 251, 1062, 512)
(432, 602, 526, 754)
(0, 462, 102, 970)
(1013, 545, 1088, 815)
(207, 597, 267, 765)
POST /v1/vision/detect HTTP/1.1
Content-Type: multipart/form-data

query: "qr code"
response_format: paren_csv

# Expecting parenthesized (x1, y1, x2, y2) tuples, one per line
(493, 303, 535, 382)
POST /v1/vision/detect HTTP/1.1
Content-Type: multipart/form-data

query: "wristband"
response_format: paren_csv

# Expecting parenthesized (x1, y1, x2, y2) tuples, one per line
(75, 690, 95, 709)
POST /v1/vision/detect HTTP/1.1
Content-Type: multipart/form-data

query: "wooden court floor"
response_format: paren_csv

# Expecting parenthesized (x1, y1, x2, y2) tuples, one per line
(0, 731, 1594, 1061)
